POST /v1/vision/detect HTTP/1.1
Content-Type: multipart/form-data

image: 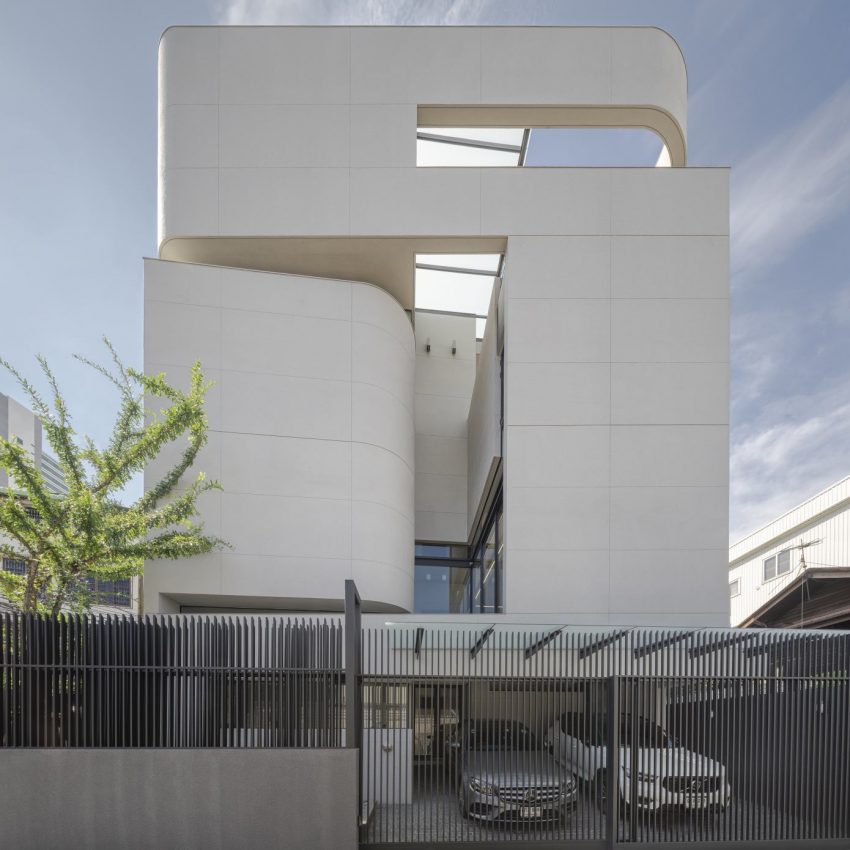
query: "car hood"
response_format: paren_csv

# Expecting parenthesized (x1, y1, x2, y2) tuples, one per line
(463, 751, 569, 787)
(619, 747, 726, 778)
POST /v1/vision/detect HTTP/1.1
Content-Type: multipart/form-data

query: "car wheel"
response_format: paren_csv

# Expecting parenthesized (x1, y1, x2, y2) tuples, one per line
(593, 770, 608, 811)
(594, 770, 630, 818)
(458, 788, 468, 819)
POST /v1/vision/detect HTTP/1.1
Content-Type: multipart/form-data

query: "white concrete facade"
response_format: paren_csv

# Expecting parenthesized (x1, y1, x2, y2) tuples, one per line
(145, 26, 729, 623)
(730, 475, 850, 626)
(144, 259, 415, 612)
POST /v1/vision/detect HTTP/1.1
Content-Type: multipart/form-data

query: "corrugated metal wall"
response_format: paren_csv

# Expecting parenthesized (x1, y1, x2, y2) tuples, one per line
(730, 477, 850, 625)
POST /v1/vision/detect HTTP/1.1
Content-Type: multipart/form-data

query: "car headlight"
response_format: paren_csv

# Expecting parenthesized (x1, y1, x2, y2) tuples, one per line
(469, 777, 498, 795)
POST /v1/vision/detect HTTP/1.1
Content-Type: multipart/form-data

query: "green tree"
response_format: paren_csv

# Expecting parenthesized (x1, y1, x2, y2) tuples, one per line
(0, 340, 224, 614)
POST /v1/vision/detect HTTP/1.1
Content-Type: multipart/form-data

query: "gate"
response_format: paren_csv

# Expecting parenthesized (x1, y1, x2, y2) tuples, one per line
(356, 623, 850, 848)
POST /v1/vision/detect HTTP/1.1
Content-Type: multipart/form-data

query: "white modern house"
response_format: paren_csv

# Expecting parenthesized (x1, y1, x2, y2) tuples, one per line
(145, 26, 730, 626)
(730, 475, 850, 628)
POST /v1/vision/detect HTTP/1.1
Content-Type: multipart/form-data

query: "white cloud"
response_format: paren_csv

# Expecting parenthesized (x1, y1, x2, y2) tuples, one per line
(731, 80, 850, 284)
(730, 391, 850, 542)
(214, 0, 489, 25)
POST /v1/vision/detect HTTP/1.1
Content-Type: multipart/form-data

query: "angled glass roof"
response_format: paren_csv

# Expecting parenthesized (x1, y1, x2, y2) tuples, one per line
(416, 127, 527, 167)
(524, 127, 666, 167)
(413, 128, 665, 336)
(415, 253, 502, 340)
(417, 126, 666, 168)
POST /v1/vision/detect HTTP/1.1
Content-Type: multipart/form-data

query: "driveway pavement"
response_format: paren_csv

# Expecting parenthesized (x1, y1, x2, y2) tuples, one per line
(364, 782, 809, 845)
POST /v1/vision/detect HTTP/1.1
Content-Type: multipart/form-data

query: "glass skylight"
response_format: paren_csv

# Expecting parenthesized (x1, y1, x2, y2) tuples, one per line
(416, 128, 526, 167)
(416, 254, 501, 273)
(524, 128, 665, 167)
(415, 253, 503, 340)
(416, 127, 668, 168)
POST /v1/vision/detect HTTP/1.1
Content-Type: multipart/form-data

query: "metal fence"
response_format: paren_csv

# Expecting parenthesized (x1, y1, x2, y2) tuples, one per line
(2, 608, 849, 849)
(0, 612, 344, 748)
(357, 624, 850, 848)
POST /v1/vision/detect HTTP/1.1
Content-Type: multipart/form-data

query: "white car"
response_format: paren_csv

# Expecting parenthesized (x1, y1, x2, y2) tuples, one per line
(543, 712, 731, 815)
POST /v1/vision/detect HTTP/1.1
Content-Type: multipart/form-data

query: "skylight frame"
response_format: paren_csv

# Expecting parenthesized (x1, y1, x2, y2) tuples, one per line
(416, 128, 530, 168)
(414, 253, 505, 342)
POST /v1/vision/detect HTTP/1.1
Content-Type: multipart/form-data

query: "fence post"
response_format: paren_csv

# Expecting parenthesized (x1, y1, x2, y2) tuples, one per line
(607, 675, 620, 849)
(344, 581, 362, 828)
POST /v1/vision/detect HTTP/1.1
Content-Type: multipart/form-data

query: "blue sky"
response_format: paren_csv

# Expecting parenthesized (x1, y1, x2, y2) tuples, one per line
(1, 0, 849, 541)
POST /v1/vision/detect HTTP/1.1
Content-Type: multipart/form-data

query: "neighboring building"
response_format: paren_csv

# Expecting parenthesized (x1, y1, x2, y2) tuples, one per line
(39, 452, 67, 496)
(145, 26, 730, 625)
(0, 391, 68, 496)
(730, 475, 850, 628)
(0, 391, 140, 614)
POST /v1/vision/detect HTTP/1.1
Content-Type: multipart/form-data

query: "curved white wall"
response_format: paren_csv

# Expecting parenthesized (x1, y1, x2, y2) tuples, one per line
(143, 259, 415, 613)
(157, 26, 690, 246)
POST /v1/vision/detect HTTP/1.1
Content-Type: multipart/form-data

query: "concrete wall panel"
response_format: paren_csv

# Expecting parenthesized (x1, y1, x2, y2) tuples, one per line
(612, 363, 729, 425)
(350, 27, 482, 103)
(481, 28, 611, 104)
(0, 748, 357, 850)
(612, 298, 729, 363)
(219, 105, 350, 168)
(508, 299, 611, 364)
(503, 236, 611, 299)
(414, 311, 475, 543)
(506, 363, 610, 426)
(218, 27, 350, 104)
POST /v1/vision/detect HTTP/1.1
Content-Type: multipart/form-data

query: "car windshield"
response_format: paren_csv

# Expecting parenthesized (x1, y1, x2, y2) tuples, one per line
(620, 717, 675, 749)
(463, 720, 538, 752)
(561, 713, 676, 748)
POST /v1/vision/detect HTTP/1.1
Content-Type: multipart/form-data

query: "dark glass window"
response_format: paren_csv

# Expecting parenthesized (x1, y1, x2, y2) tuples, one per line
(78, 576, 132, 607)
(471, 494, 503, 614)
(479, 522, 497, 614)
(414, 564, 475, 614)
(2, 558, 28, 576)
(414, 492, 504, 614)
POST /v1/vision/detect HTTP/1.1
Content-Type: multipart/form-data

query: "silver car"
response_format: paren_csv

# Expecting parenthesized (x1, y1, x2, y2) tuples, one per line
(544, 712, 731, 815)
(454, 719, 578, 824)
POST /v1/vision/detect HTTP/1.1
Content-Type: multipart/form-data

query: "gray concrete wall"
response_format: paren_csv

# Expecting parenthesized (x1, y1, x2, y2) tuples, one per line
(0, 748, 357, 850)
